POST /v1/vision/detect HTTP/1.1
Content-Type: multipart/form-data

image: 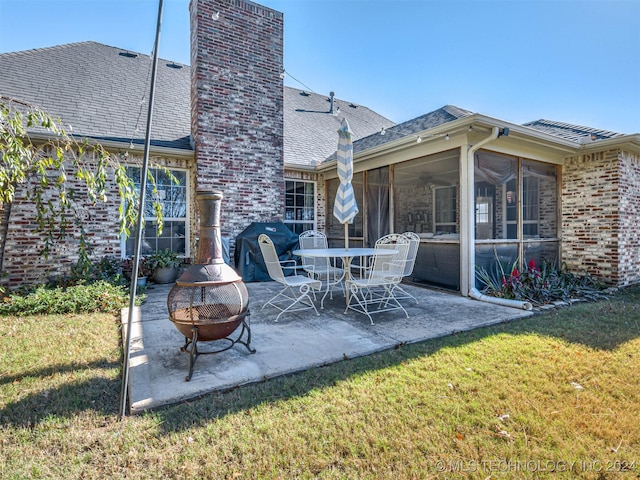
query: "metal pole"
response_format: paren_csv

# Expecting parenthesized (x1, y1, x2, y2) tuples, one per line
(119, 0, 164, 420)
(344, 223, 349, 250)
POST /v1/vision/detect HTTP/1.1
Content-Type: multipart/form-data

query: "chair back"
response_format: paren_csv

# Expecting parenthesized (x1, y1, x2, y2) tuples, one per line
(401, 232, 420, 277)
(299, 230, 330, 272)
(258, 234, 286, 284)
(299, 230, 328, 249)
(370, 234, 410, 281)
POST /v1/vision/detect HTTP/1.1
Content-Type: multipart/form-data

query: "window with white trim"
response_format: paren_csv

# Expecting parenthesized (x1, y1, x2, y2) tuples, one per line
(284, 180, 315, 234)
(123, 166, 188, 257)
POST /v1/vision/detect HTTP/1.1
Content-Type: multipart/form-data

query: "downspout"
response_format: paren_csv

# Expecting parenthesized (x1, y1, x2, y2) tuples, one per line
(469, 285, 532, 310)
(465, 126, 533, 311)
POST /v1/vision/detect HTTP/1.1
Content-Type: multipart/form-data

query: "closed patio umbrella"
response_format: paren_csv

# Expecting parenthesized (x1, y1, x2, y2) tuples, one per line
(333, 118, 359, 249)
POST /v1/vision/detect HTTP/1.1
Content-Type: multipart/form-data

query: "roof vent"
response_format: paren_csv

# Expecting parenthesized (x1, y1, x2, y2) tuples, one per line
(166, 62, 183, 69)
(119, 52, 138, 58)
(349, 103, 357, 109)
(299, 91, 310, 97)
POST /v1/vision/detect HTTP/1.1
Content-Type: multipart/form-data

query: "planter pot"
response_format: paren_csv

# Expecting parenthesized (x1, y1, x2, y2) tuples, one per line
(137, 276, 148, 288)
(152, 267, 179, 284)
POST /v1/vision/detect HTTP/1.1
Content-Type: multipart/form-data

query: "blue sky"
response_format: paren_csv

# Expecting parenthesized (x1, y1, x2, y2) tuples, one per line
(1, 0, 639, 133)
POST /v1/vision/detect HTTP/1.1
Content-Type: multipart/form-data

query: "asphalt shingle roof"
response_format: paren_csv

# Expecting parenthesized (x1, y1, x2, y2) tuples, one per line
(522, 119, 622, 143)
(1, 42, 625, 165)
(351, 104, 473, 156)
(284, 87, 395, 166)
(0, 41, 394, 164)
(0, 41, 192, 150)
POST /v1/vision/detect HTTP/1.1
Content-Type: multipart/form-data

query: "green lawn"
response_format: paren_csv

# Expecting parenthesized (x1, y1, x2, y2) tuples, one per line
(1, 288, 639, 479)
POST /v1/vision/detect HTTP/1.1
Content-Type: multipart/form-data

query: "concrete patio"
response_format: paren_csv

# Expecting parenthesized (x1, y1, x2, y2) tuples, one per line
(122, 281, 533, 414)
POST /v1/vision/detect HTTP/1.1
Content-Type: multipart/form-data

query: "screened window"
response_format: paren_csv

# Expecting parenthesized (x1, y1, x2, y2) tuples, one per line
(523, 160, 557, 239)
(285, 180, 315, 234)
(475, 152, 557, 240)
(366, 167, 390, 245)
(124, 167, 188, 257)
(393, 151, 461, 290)
(393, 149, 459, 236)
(473, 151, 559, 289)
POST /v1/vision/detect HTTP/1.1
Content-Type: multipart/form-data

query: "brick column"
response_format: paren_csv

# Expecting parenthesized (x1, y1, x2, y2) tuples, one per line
(190, 0, 284, 244)
(562, 150, 621, 285)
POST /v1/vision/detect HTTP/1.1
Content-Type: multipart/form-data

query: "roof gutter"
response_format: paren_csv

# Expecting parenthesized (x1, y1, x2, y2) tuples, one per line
(577, 133, 640, 155)
(285, 162, 318, 172)
(464, 126, 533, 311)
(316, 117, 478, 173)
(25, 131, 194, 159)
(316, 114, 584, 173)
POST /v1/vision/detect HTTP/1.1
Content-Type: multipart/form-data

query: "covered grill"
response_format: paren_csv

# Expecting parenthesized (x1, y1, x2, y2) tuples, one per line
(234, 221, 300, 282)
(167, 190, 255, 381)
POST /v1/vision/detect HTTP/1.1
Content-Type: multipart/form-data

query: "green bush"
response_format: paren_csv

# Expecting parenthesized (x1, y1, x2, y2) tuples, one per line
(0, 280, 141, 316)
(476, 257, 606, 306)
(146, 248, 182, 270)
(48, 255, 126, 288)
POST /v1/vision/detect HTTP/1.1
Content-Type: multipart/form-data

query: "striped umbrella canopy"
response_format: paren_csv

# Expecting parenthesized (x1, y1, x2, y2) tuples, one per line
(333, 118, 359, 249)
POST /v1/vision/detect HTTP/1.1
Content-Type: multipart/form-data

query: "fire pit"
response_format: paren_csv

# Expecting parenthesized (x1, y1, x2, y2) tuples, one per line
(167, 190, 255, 381)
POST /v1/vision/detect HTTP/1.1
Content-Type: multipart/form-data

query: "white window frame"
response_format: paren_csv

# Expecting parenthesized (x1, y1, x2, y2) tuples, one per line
(284, 179, 317, 234)
(475, 198, 492, 225)
(120, 166, 190, 259)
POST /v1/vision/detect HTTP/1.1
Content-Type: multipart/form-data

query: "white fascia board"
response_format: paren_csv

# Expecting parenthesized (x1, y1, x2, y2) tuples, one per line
(104, 141, 194, 159)
(470, 114, 579, 153)
(284, 162, 317, 172)
(314, 113, 584, 175)
(315, 116, 478, 174)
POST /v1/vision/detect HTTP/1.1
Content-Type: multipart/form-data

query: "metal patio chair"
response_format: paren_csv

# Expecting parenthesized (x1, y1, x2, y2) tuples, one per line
(258, 234, 322, 322)
(345, 233, 410, 325)
(390, 231, 420, 304)
(298, 230, 345, 300)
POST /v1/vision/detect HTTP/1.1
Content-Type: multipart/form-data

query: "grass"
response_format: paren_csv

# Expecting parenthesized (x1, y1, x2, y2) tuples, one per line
(1, 288, 639, 479)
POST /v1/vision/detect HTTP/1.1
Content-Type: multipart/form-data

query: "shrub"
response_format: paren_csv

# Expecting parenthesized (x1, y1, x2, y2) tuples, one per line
(476, 256, 606, 306)
(146, 249, 182, 270)
(0, 280, 142, 316)
(47, 255, 127, 288)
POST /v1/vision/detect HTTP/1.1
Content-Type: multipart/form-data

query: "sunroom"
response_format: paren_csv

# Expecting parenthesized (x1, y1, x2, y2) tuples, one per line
(317, 115, 575, 298)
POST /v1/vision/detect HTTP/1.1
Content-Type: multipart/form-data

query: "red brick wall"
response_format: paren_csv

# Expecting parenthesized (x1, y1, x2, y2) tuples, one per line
(561, 148, 640, 287)
(0, 153, 192, 289)
(190, 0, 284, 246)
(618, 150, 640, 286)
(0, 160, 122, 287)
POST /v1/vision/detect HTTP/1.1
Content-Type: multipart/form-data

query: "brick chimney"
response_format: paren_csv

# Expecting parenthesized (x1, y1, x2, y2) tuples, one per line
(190, 0, 284, 243)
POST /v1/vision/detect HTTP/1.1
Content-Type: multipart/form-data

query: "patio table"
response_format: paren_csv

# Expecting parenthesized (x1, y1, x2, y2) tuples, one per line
(292, 247, 397, 307)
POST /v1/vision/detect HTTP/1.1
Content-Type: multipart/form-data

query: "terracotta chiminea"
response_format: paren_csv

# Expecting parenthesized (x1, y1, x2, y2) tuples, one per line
(167, 190, 255, 381)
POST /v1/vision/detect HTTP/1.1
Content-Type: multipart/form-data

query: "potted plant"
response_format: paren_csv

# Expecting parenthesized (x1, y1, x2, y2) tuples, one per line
(121, 257, 151, 287)
(147, 249, 182, 284)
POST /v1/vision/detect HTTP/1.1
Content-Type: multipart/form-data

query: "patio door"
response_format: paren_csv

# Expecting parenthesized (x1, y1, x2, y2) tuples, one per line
(366, 167, 390, 246)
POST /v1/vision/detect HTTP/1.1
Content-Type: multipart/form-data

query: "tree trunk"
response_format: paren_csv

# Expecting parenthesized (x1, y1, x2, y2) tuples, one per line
(0, 201, 12, 276)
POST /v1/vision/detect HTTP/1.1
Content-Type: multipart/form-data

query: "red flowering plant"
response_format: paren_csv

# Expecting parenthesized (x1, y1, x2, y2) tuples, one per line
(476, 249, 605, 306)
